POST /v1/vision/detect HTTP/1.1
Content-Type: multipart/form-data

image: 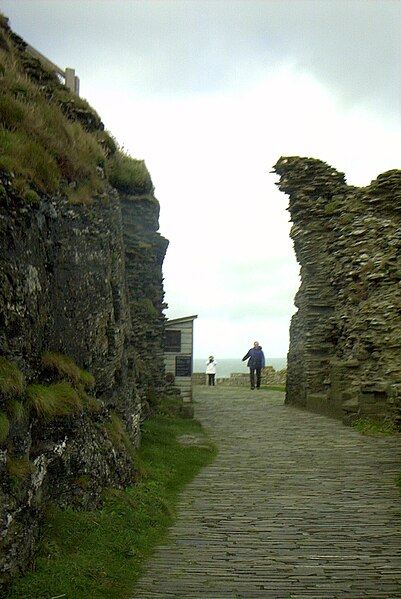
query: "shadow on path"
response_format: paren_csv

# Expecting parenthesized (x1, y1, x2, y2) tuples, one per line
(133, 386, 401, 598)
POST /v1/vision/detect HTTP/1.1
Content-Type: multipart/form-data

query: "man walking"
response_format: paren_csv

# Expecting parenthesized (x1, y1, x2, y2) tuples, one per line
(242, 341, 265, 390)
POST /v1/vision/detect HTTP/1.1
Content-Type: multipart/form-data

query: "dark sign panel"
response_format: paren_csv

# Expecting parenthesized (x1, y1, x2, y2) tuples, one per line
(175, 355, 192, 377)
(165, 330, 181, 352)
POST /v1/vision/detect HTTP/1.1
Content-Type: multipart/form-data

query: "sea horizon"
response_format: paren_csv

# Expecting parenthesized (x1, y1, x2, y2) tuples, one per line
(194, 357, 286, 378)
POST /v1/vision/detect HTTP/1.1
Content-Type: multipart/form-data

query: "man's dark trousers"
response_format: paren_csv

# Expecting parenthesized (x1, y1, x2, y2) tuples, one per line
(250, 368, 261, 389)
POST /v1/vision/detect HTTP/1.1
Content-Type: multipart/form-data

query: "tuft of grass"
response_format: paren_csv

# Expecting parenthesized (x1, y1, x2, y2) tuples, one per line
(0, 409, 10, 443)
(105, 412, 126, 447)
(78, 369, 95, 390)
(0, 356, 25, 396)
(41, 352, 81, 383)
(97, 130, 117, 157)
(25, 384, 57, 420)
(352, 418, 398, 436)
(0, 129, 60, 193)
(107, 153, 153, 196)
(0, 93, 25, 128)
(8, 410, 217, 599)
(6, 398, 27, 422)
(104, 412, 139, 463)
(50, 382, 82, 417)
(25, 382, 82, 420)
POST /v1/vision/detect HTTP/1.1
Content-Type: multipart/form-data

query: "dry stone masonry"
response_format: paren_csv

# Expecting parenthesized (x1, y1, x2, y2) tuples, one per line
(273, 156, 401, 426)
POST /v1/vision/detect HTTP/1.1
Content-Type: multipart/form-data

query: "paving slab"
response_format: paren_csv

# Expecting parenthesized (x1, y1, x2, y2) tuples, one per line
(132, 386, 401, 598)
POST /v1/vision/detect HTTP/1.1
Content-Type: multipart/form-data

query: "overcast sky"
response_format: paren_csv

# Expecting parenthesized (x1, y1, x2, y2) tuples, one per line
(2, 0, 400, 360)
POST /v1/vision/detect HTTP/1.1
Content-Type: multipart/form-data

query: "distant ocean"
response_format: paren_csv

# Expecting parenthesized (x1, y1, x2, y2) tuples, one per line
(194, 358, 286, 379)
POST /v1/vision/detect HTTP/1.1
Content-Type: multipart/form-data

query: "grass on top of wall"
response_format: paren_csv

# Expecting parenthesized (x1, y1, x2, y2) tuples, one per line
(0, 15, 154, 205)
(8, 405, 217, 599)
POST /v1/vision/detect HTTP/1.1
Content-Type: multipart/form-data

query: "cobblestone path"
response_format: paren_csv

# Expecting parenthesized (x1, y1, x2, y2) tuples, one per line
(133, 386, 401, 598)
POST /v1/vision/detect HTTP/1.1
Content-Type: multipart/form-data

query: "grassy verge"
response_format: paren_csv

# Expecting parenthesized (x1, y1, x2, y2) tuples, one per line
(351, 418, 399, 436)
(260, 384, 286, 392)
(351, 418, 401, 495)
(8, 406, 217, 599)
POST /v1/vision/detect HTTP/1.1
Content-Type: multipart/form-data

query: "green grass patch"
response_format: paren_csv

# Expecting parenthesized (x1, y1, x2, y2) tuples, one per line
(78, 369, 95, 390)
(25, 382, 82, 420)
(41, 352, 81, 383)
(0, 356, 25, 396)
(352, 418, 399, 436)
(0, 409, 10, 443)
(105, 412, 127, 448)
(6, 398, 26, 422)
(260, 384, 286, 392)
(50, 382, 83, 416)
(8, 410, 217, 599)
(107, 153, 153, 196)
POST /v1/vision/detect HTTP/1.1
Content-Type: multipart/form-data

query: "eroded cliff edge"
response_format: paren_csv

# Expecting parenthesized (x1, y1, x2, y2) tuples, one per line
(0, 16, 168, 594)
(273, 156, 401, 426)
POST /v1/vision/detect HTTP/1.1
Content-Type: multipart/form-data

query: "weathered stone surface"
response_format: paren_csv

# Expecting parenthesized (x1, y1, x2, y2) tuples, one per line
(0, 187, 168, 596)
(121, 194, 169, 413)
(0, 17, 169, 596)
(273, 156, 401, 426)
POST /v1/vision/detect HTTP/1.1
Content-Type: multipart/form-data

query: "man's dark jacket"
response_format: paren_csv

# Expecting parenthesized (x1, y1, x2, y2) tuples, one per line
(242, 347, 265, 369)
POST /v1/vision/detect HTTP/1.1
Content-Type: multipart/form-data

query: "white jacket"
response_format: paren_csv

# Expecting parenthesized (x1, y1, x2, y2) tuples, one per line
(206, 360, 217, 374)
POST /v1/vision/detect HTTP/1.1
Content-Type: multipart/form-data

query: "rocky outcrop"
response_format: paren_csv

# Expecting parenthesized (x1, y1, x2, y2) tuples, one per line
(121, 194, 169, 411)
(273, 157, 401, 426)
(0, 16, 169, 595)
(0, 181, 168, 598)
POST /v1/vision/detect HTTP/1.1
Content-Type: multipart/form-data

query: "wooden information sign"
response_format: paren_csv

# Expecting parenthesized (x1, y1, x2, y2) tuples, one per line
(175, 355, 192, 377)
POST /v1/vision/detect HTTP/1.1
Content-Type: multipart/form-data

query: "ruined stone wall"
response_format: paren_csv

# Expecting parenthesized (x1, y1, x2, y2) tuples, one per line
(273, 157, 401, 426)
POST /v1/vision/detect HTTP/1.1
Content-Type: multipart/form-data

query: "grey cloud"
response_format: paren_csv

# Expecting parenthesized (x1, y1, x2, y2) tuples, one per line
(3, 0, 400, 111)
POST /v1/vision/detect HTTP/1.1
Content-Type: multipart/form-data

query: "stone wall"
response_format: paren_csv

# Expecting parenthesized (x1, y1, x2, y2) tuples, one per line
(193, 367, 287, 387)
(273, 156, 401, 426)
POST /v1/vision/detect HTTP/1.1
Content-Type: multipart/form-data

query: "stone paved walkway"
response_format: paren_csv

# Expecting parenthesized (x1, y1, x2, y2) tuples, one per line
(133, 386, 401, 598)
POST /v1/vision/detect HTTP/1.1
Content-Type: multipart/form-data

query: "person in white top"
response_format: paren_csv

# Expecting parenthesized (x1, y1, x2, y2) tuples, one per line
(205, 355, 217, 386)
